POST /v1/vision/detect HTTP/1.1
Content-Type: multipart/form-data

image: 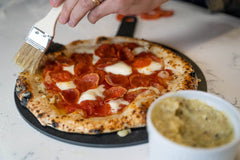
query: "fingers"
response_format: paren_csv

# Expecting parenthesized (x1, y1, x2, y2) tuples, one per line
(87, 0, 117, 24)
(68, 0, 96, 27)
(54, 0, 169, 27)
(58, 0, 99, 27)
(59, 0, 78, 24)
(49, 0, 64, 7)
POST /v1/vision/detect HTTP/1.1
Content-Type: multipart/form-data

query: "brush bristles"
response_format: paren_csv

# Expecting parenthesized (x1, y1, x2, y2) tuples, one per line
(14, 43, 45, 74)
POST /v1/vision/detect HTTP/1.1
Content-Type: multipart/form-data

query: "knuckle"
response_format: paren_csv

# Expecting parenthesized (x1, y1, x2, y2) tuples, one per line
(81, 0, 93, 8)
(88, 12, 98, 23)
(70, 13, 79, 22)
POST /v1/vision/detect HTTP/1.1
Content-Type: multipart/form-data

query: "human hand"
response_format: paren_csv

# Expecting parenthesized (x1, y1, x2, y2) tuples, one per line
(49, 0, 168, 27)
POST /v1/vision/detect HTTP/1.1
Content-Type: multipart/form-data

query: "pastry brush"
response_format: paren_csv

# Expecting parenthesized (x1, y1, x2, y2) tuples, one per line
(14, 4, 63, 73)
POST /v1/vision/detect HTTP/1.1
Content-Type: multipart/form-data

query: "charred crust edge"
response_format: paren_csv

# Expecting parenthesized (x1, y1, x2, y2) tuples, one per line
(51, 120, 59, 128)
(190, 71, 196, 77)
(89, 125, 104, 134)
(15, 77, 32, 107)
(96, 36, 108, 44)
(45, 42, 65, 55)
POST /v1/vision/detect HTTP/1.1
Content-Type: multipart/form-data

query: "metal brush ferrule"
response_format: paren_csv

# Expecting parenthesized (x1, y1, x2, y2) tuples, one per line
(25, 26, 52, 52)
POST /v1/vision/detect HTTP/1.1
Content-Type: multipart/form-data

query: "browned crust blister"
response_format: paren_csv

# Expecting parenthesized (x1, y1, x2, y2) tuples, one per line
(15, 36, 198, 134)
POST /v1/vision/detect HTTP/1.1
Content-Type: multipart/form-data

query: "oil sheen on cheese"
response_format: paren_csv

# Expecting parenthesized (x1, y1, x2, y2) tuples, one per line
(63, 65, 75, 75)
(132, 46, 149, 55)
(151, 97, 234, 148)
(137, 61, 162, 75)
(104, 61, 132, 76)
(78, 85, 105, 104)
(56, 81, 76, 90)
(109, 98, 129, 113)
(92, 55, 100, 64)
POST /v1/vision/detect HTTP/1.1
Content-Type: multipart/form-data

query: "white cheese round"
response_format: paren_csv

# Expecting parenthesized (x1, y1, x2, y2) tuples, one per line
(137, 61, 162, 75)
(78, 85, 105, 104)
(109, 98, 129, 113)
(63, 65, 75, 75)
(104, 61, 132, 76)
(56, 81, 76, 90)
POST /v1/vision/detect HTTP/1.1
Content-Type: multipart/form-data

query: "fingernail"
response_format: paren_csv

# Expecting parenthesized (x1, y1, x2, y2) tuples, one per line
(68, 21, 75, 27)
(59, 16, 67, 24)
(51, 0, 57, 6)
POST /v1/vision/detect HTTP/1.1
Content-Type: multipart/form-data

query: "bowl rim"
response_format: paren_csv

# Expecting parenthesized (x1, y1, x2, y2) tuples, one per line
(147, 90, 240, 153)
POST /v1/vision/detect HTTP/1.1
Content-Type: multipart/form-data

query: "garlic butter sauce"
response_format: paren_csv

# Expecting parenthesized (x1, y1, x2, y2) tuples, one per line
(151, 97, 234, 148)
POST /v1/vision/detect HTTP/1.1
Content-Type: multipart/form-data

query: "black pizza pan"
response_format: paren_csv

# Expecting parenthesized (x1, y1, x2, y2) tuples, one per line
(14, 16, 207, 148)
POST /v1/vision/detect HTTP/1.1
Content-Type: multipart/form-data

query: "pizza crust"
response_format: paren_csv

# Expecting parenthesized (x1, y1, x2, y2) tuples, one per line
(16, 36, 198, 134)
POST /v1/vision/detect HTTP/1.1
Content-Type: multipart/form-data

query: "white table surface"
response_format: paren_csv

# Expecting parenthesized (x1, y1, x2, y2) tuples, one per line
(0, 0, 240, 160)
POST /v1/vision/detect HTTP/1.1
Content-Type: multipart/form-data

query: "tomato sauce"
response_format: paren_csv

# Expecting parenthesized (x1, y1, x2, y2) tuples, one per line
(43, 42, 172, 118)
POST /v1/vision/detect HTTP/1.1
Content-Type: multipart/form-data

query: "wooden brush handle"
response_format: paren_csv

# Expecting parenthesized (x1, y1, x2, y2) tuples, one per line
(34, 4, 63, 37)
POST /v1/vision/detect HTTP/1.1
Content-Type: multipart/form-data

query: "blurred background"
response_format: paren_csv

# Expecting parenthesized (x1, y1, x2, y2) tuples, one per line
(0, 0, 240, 17)
(182, 0, 240, 17)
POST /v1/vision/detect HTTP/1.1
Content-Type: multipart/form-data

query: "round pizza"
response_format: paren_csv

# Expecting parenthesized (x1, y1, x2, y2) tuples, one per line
(15, 36, 198, 134)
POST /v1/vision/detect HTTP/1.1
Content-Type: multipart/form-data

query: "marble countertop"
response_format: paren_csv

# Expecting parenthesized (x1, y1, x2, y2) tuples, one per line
(0, 0, 240, 160)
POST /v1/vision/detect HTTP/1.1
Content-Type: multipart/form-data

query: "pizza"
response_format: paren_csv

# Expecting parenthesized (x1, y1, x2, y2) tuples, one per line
(15, 36, 198, 134)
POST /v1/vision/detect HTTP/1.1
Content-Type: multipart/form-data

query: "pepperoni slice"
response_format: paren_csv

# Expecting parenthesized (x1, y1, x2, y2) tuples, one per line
(74, 73, 99, 92)
(124, 88, 148, 102)
(140, 7, 174, 20)
(105, 73, 130, 88)
(44, 71, 59, 91)
(117, 7, 173, 21)
(60, 88, 80, 104)
(116, 14, 125, 21)
(132, 56, 152, 68)
(140, 7, 162, 20)
(124, 43, 139, 50)
(148, 53, 163, 64)
(94, 103, 112, 117)
(78, 100, 111, 117)
(104, 86, 127, 100)
(50, 71, 73, 82)
(74, 61, 94, 75)
(71, 53, 93, 64)
(129, 74, 150, 88)
(160, 10, 174, 17)
(93, 69, 106, 84)
(95, 58, 118, 68)
(135, 51, 163, 64)
(120, 47, 134, 62)
(65, 105, 87, 117)
(95, 44, 118, 58)
(43, 61, 62, 75)
(113, 44, 122, 52)
(55, 55, 74, 66)
(78, 100, 97, 116)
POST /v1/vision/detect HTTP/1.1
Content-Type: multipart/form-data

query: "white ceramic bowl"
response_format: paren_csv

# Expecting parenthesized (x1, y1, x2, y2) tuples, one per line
(147, 90, 240, 160)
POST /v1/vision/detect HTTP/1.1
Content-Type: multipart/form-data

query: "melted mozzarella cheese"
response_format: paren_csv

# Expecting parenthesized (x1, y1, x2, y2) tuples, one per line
(92, 55, 100, 64)
(132, 46, 149, 55)
(56, 81, 76, 90)
(137, 61, 162, 75)
(104, 61, 132, 76)
(109, 98, 129, 113)
(63, 65, 75, 75)
(75, 47, 95, 54)
(128, 86, 160, 95)
(78, 85, 105, 104)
